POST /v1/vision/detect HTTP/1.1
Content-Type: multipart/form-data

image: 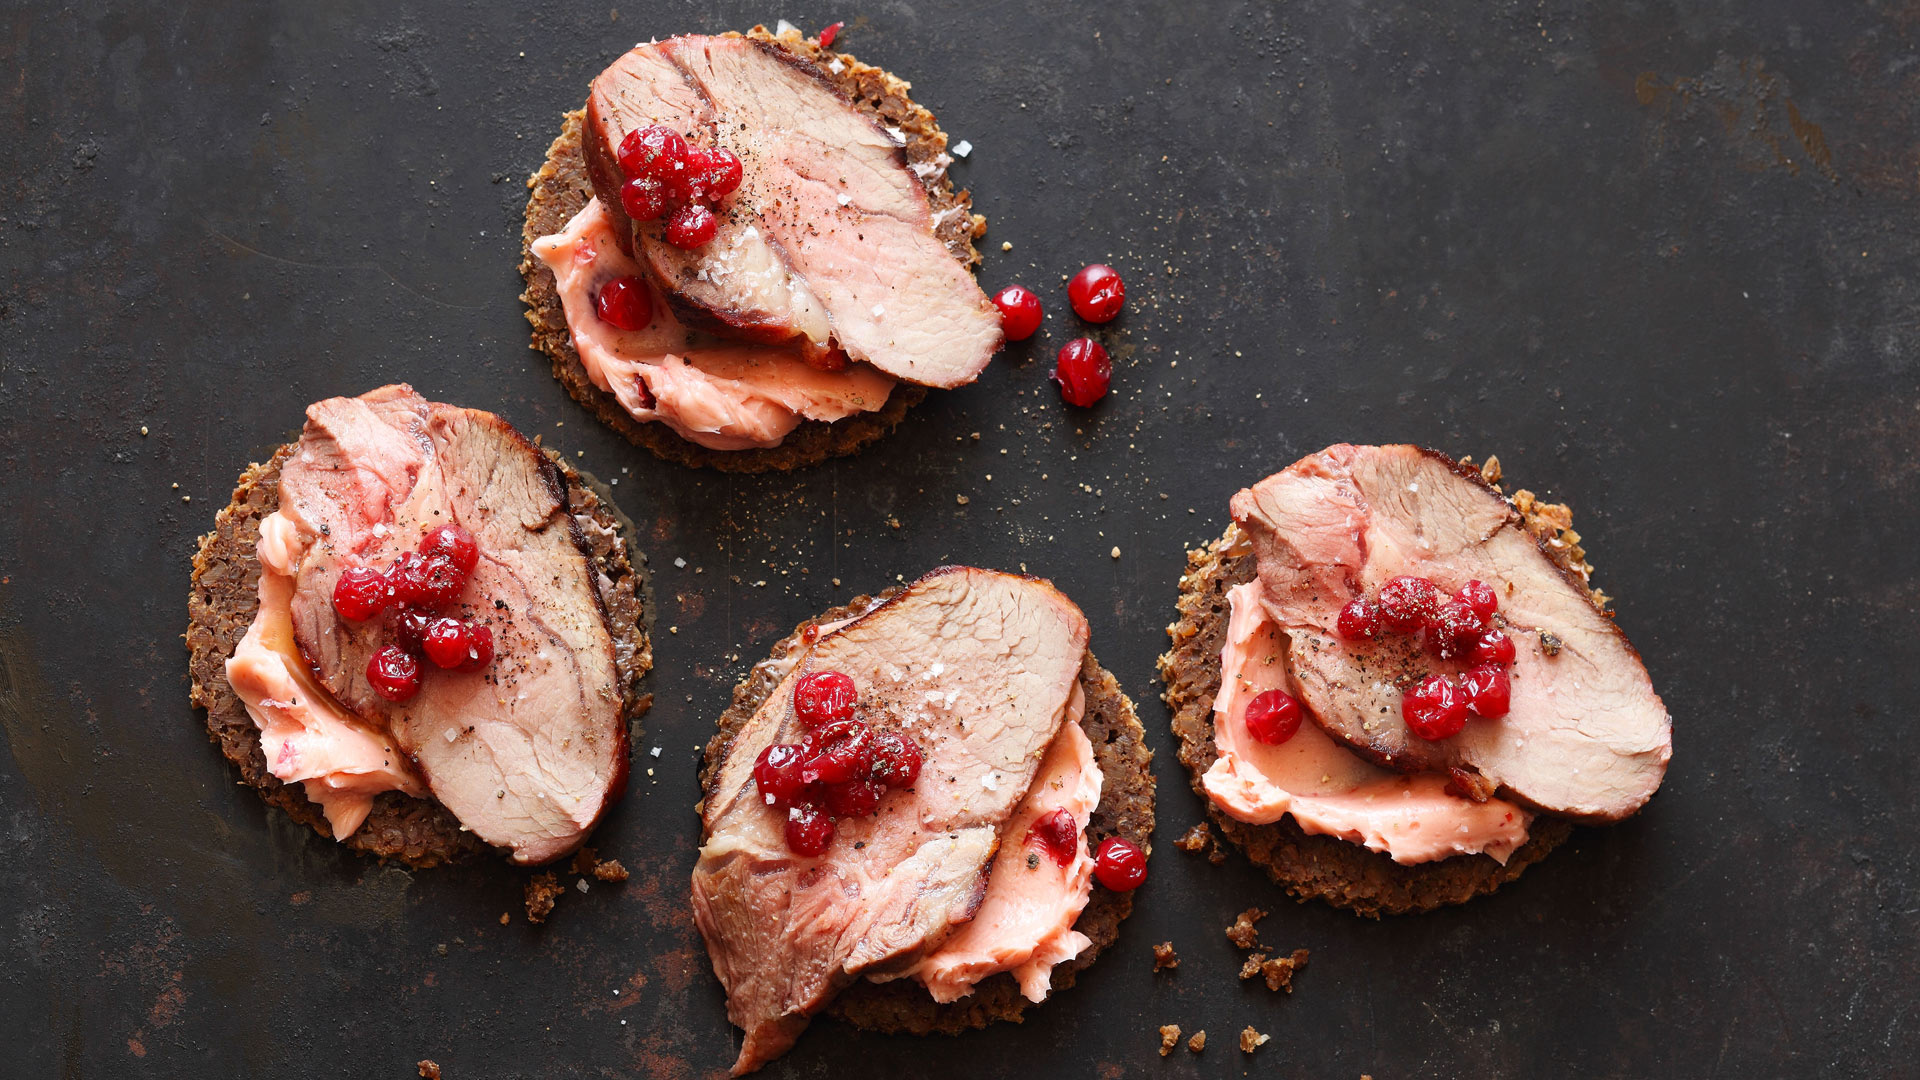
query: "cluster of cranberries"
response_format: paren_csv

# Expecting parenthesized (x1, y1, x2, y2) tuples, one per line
(616, 124, 745, 251)
(992, 263, 1127, 409)
(330, 524, 495, 703)
(753, 670, 926, 857)
(1339, 576, 1515, 740)
(1021, 806, 1148, 892)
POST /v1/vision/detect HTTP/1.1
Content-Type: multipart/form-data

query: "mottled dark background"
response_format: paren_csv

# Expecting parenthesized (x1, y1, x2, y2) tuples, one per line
(2, 1, 1915, 1076)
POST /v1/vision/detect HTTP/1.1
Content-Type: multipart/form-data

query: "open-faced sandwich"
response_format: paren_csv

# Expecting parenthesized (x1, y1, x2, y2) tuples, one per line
(1162, 444, 1672, 915)
(521, 26, 999, 472)
(187, 385, 649, 867)
(692, 567, 1154, 1073)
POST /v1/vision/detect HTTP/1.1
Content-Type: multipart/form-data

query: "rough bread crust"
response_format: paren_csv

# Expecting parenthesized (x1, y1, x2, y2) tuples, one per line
(518, 27, 987, 473)
(186, 444, 652, 868)
(696, 591, 1155, 1036)
(1159, 460, 1601, 917)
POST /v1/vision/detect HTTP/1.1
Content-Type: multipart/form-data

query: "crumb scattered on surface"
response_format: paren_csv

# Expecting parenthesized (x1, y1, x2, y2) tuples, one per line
(1159, 1024, 1182, 1057)
(1188, 1031, 1207, 1053)
(525, 872, 563, 924)
(1173, 822, 1211, 851)
(499, 912, 510, 925)
(1227, 907, 1267, 949)
(417, 1060, 442, 1079)
(1239, 952, 1267, 980)
(1152, 941, 1180, 972)
(592, 858, 629, 882)
(1258, 949, 1310, 992)
(1240, 1026, 1269, 1053)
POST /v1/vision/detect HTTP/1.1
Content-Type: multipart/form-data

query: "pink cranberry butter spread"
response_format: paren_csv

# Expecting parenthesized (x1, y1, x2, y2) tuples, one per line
(530, 199, 897, 451)
(1203, 580, 1532, 864)
(225, 512, 426, 837)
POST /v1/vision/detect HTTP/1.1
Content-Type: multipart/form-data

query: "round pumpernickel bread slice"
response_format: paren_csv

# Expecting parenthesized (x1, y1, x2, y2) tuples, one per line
(696, 592, 1155, 1035)
(186, 444, 652, 868)
(518, 26, 986, 473)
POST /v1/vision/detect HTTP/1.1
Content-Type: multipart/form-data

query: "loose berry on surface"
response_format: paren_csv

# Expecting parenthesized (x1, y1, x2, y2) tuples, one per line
(1093, 836, 1148, 891)
(1067, 263, 1125, 323)
(993, 285, 1043, 341)
(1052, 338, 1111, 407)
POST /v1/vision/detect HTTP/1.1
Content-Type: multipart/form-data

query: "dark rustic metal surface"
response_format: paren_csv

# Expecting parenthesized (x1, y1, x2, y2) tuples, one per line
(3, 1, 1916, 1076)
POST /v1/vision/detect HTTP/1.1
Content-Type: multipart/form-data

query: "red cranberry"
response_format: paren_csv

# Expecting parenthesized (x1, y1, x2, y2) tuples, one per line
(793, 670, 858, 729)
(753, 743, 812, 806)
(784, 803, 835, 856)
(800, 719, 873, 785)
(366, 645, 422, 703)
(1052, 338, 1111, 407)
(817, 20, 844, 48)
(620, 176, 667, 221)
(332, 566, 391, 622)
(1067, 263, 1125, 323)
(1463, 664, 1511, 718)
(993, 285, 1043, 341)
(1427, 600, 1489, 660)
(1092, 836, 1148, 891)
(868, 731, 923, 788)
(421, 617, 470, 670)
(455, 623, 494, 673)
(687, 147, 744, 200)
(389, 551, 466, 610)
(1376, 576, 1441, 634)
(595, 276, 653, 331)
(1402, 674, 1468, 740)
(617, 125, 688, 181)
(665, 202, 718, 248)
(1025, 807, 1080, 867)
(389, 607, 434, 655)
(1336, 597, 1380, 640)
(824, 779, 884, 818)
(1456, 580, 1498, 620)
(1243, 688, 1303, 745)
(1471, 628, 1517, 666)
(419, 524, 479, 575)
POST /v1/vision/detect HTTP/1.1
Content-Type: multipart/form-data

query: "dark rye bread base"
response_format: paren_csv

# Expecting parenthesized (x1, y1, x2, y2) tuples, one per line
(518, 26, 987, 473)
(696, 593, 1155, 1036)
(186, 445, 653, 868)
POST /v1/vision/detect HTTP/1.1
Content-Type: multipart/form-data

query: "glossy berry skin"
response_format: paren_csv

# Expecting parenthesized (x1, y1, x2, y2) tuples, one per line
(688, 147, 744, 199)
(993, 285, 1043, 341)
(665, 202, 718, 248)
(1052, 338, 1111, 407)
(455, 624, 494, 673)
(753, 743, 812, 806)
(1402, 674, 1468, 740)
(817, 20, 843, 48)
(824, 779, 885, 818)
(784, 803, 836, 856)
(1243, 688, 1303, 745)
(617, 125, 688, 181)
(620, 176, 667, 221)
(793, 670, 858, 729)
(1067, 263, 1125, 323)
(1026, 807, 1080, 867)
(1376, 575, 1442, 634)
(421, 617, 472, 670)
(1471, 627, 1517, 666)
(1462, 664, 1511, 718)
(868, 731, 923, 788)
(596, 275, 654, 331)
(366, 645, 422, 703)
(388, 607, 434, 655)
(1426, 600, 1490, 661)
(419, 524, 479, 575)
(800, 719, 874, 785)
(1336, 597, 1380, 641)
(390, 551, 466, 610)
(332, 566, 391, 622)
(1092, 837, 1148, 891)
(1455, 580, 1498, 620)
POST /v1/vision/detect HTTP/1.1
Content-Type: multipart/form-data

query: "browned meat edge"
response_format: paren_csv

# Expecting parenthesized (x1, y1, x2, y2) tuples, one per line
(186, 442, 653, 868)
(519, 26, 988, 473)
(696, 591, 1156, 1036)
(1158, 458, 1608, 917)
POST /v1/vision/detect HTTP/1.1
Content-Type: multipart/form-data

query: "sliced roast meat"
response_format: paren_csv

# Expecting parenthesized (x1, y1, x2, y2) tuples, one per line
(692, 567, 1090, 1074)
(279, 385, 627, 864)
(585, 34, 1001, 388)
(1229, 444, 1671, 823)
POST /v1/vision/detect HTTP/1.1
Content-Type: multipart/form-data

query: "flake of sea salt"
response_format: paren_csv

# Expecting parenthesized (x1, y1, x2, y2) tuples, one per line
(951, 139, 972, 158)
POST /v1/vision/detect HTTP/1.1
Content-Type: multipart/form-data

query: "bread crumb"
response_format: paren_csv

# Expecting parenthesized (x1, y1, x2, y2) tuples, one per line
(1000, 240, 1012, 251)
(1239, 952, 1268, 980)
(1226, 907, 1266, 949)
(1187, 1030, 1206, 1053)
(956, 494, 969, 505)
(499, 912, 510, 925)
(1152, 941, 1179, 972)
(524, 872, 563, 924)
(1158, 1024, 1182, 1057)
(1256, 948, 1310, 992)
(1110, 546, 1121, 559)
(1240, 1026, 1269, 1053)
(1173, 822, 1211, 851)
(592, 858, 629, 882)
(417, 1060, 442, 1079)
